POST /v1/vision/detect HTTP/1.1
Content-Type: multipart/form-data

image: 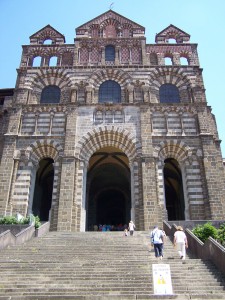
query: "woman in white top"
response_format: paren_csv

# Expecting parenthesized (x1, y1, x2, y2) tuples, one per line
(174, 226, 188, 260)
(128, 220, 135, 236)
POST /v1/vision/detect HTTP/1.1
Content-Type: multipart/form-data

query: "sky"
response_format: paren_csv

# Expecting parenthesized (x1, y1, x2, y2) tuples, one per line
(0, 0, 225, 158)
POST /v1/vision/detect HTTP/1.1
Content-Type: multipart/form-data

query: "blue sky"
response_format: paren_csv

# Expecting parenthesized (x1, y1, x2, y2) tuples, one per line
(0, 0, 225, 157)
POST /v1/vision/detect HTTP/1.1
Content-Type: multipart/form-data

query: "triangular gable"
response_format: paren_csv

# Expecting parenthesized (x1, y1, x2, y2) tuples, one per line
(29, 25, 65, 44)
(76, 10, 145, 37)
(155, 24, 190, 43)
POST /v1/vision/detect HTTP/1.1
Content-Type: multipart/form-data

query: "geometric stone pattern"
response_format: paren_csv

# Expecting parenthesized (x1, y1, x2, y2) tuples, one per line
(0, 10, 224, 231)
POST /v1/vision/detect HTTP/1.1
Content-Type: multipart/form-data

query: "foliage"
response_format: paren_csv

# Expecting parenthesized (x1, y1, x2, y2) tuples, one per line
(217, 223, 225, 247)
(33, 216, 41, 229)
(0, 214, 41, 229)
(0, 216, 20, 225)
(192, 222, 218, 243)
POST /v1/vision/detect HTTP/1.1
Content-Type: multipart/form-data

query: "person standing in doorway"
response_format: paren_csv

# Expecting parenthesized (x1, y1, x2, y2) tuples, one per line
(174, 226, 188, 260)
(151, 226, 164, 259)
(128, 220, 135, 236)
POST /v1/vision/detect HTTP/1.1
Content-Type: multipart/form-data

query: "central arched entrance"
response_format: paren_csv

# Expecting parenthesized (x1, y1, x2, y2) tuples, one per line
(86, 147, 131, 231)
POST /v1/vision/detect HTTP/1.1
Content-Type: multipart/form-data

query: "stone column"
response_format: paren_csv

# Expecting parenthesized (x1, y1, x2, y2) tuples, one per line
(142, 85, 150, 103)
(0, 138, 16, 216)
(85, 86, 93, 104)
(70, 87, 78, 103)
(101, 46, 105, 65)
(127, 84, 134, 103)
(115, 46, 120, 65)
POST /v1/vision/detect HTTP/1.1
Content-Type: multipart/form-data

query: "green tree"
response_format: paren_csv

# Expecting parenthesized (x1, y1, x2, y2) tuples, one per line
(192, 222, 218, 243)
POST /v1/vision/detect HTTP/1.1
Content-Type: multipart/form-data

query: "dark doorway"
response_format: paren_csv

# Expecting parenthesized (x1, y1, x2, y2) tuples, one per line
(86, 147, 131, 230)
(96, 189, 126, 225)
(32, 158, 54, 221)
(163, 158, 185, 220)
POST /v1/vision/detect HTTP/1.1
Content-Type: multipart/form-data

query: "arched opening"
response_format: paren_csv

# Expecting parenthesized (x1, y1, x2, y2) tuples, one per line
(40, 85, 61, 104)
(180, 56, 189, 65)
(86, 147, 131, 231)
(32, 158, 54, 221)
(165, 56, 173, 65)
(43, 39, 52, 45)
(49, 56, 58, 66)
(159, 83, 180, 103)
(163, 158, 185, 220)
(105, 45, 115, 62)
(33, 56, 42, 67)
(99, 80, 121, 103)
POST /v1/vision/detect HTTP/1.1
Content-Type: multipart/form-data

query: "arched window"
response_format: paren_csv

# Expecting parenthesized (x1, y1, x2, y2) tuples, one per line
(165, 56, 173, 65)
(43, 39, 52, 45)
(159, 84, 180, 103)
(99, 80, 121, 103)
(49, 56, 58, 66)
(105, 45, 115, 62)
(180, 56, 189, 65)
(33, 56, 42, 67)
(40, 85, 61, 104)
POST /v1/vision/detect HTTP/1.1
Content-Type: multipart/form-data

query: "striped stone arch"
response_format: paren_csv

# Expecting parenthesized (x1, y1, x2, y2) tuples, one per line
(24, 68, 72, 91)
(89, 68, 132, 89)
(153, 140, 192, 162)
(149, 66, 195, 90)
(25, 139, 64, 165)
(76, 126, 141, 162)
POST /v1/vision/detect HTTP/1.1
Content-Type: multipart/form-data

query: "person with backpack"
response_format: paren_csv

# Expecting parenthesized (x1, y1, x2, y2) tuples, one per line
(150, 225, 165, 259)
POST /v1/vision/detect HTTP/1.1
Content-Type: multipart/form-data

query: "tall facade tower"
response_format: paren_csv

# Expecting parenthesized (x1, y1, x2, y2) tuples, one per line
(0, 10, 224, 231)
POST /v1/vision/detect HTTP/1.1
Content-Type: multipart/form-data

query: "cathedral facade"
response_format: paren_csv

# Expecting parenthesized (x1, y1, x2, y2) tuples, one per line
(0, 10, 224, 231)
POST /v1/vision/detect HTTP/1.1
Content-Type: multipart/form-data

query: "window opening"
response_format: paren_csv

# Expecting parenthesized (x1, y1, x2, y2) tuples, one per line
(43, 39, 52, 45)
(99, 80, 121, 103)
(159, 84, 180, 103)
(40, 85, 61, 104)
(180, 57, 189, 65)
(105, 45, 115, 62)
(49, 56, 58, 67)
(165, 57, 173, 65)
(33, 56, 42, 67)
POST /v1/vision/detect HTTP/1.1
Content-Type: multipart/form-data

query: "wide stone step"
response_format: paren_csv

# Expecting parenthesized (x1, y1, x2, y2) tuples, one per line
(0, 231, 224, 299)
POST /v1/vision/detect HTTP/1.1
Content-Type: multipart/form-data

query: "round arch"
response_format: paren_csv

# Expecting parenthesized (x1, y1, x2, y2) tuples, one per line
(76, 126, 141, 163)
(154, 140, 193, 221)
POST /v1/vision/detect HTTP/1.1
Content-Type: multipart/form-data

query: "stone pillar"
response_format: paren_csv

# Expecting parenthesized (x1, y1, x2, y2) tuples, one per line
(85, 86, 93, 104)
(142, 85, 150, 103)
(200, 135, 225, 219)
(141, 39, 148, 65)
(0, 138, 16, 216)
(127, 84, 134, 103)
(115, 46, 120, 65)
(141, 157, 162, 229)
(70, 88, 78, 103)
(101, 46, 105, 65)
(57, 156, 77, 231)
(173, 53, 180, 65)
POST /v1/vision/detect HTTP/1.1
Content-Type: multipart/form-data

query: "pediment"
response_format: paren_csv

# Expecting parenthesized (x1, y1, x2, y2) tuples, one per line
(29, 25, 65, 45)
(155, 24, 190, 43)
(76, 10, 145, 38)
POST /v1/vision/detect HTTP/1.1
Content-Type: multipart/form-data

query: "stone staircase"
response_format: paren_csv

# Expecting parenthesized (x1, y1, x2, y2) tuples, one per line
(0, 231, 225, 299)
